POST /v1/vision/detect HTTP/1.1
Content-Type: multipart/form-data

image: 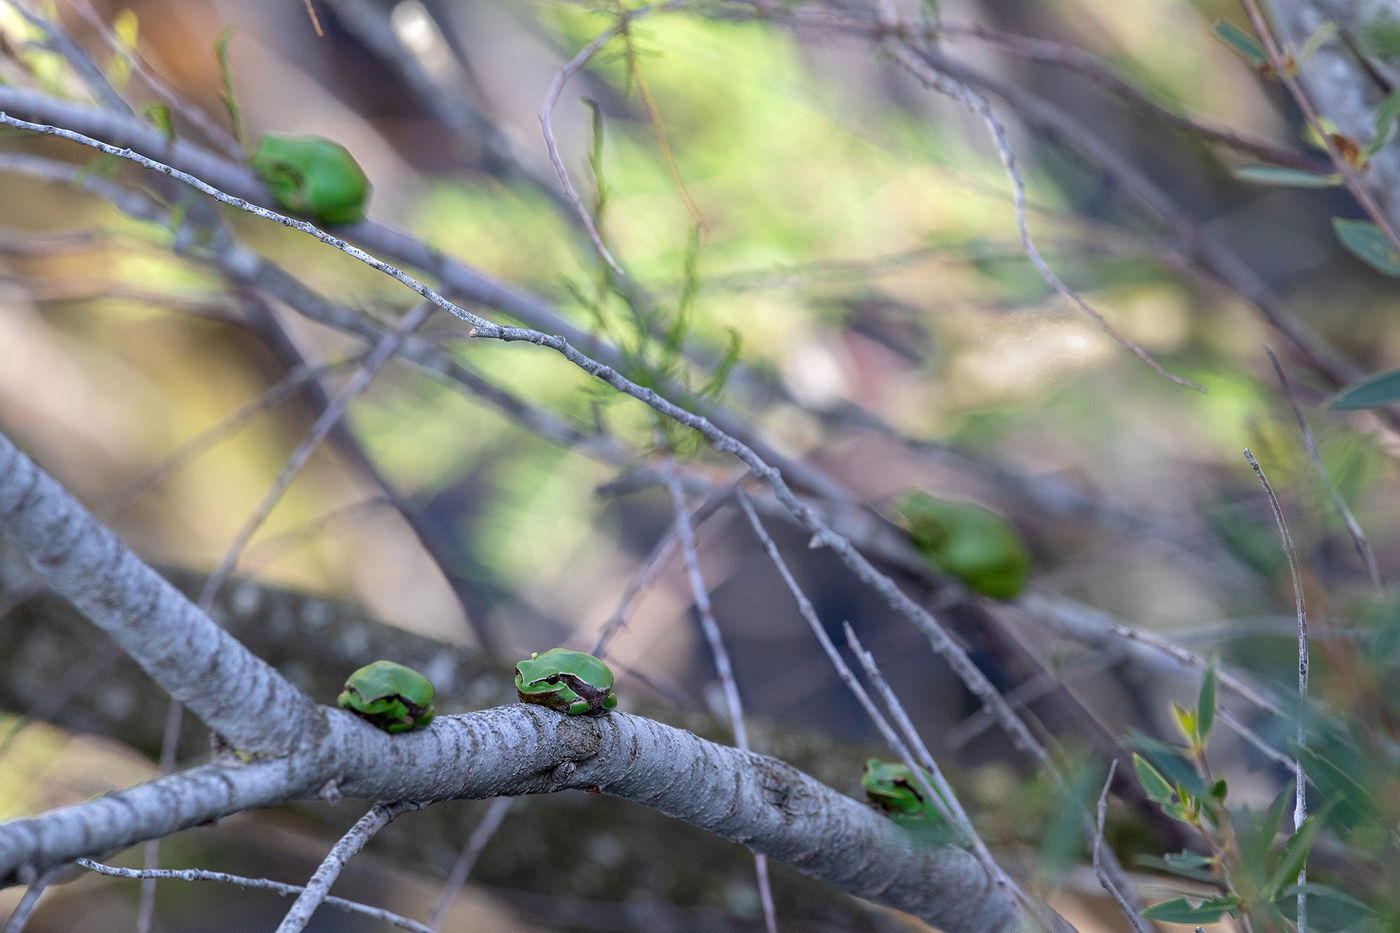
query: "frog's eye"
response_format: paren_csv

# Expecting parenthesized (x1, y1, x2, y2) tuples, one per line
(267, 163, 308, 192)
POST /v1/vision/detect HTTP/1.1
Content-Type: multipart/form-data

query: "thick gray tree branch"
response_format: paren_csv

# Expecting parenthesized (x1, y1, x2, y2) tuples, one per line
(0, 704, 1035, 932)
(0, 431, 322, 755)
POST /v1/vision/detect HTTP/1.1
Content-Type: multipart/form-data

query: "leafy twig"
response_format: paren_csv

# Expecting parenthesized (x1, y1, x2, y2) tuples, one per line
(1235, 0, 1400, 259)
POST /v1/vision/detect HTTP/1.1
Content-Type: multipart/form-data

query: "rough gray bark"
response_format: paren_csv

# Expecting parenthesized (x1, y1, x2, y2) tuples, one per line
(0, 567, 951, 930)
(0, 433, 322, 756)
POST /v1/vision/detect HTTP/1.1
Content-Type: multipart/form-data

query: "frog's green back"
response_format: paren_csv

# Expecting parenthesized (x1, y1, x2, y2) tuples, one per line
(251, 134, 371, 225)
(897, 492, 1031, 598)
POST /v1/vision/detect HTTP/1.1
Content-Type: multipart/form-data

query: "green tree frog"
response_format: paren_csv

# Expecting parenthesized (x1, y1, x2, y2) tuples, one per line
(337, 660, 435, 733)
(897, 492, 1031, 599)
(250, 134, 370, 225)
(862, 759, 954, 845)
(515, 648, 617, 716)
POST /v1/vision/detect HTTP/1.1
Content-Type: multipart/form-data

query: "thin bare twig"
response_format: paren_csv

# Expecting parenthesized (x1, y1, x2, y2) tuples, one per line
(938, 22, 1319, 171)
(1, 865, 62, 933)
(664, 466, 777, 933)
(1219, 708, 1299, 771)
(242, 496, 394, 569)
(945, 644, 1129, 749)
(135, 695, 185, 931)
(6, 276, 240, 318)
(889, 44, 1204, 392)
(1021, 592, 1286, 716)
(195, 302, 434, 610)
(539, 16, 636, 275)
(276, 801, 422, 933)
(0, 225, 103, 256)
(77, 859, 433, 933)
(612, 2, 707, 233)
(429, 798, 513, 931)
(1092, 760, 1150, 933)
(1243, 447, 1309, 933)
(102, 357, 363, 518)
(320, 0, 565, 206)
(591, 483, 733, 658)
(303, 0, 325, 38)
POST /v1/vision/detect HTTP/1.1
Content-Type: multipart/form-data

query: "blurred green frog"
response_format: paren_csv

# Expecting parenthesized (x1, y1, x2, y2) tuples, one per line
(251, 134, 370, 225)
(898, 492, 1030, 599)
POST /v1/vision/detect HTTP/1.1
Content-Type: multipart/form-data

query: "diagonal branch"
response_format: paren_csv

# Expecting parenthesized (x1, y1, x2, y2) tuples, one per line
(0, 430, 321, 755)
(0, 703, 1036, 932)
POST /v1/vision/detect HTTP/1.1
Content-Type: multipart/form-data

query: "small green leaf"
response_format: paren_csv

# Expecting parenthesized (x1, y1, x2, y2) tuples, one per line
(1197, 662, 1217, 741)
(1127, 733, 1204, 795)
(1133, 753, 1173, 803)
(215, 27, 243, 147)
(1263, 813, 1324, 900)
(1233, 164, 1341, 187)
(142, 102, 175, 144)
(1296, 20, 1338, 66)
(583, 97, 610, 219)
(1171, 702, 1197, 744)
(1361, 19, 1400, 61)
(166, 201, 189, 244)
(1240, 781, 1294, 872)
(106, 9, 138, 91)
(1364, 87, 1400, 157)
(1333, 218, 1400, 276)
(1134, 852, 1218, 882)
(1136, 851, 1215, 879)
(1142, 894, 1241, 923)
(1283, 882, 1374, 912)
(1330, 367, 1400, 410)
(1214, 20, 1267, 68)
(1161, 801, 1192, 822)
(699, 327, 743, 404)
